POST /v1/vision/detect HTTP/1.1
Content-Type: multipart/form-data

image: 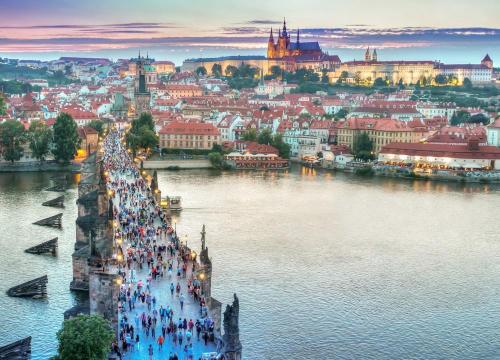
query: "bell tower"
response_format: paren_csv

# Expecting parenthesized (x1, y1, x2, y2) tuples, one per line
(267, 28, 276, 59)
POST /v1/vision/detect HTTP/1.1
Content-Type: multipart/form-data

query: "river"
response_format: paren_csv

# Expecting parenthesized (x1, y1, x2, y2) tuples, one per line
(1, 167, 500, 359)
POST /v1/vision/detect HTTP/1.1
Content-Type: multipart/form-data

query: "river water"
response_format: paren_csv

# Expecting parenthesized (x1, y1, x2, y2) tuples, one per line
(1, 167, 500, 359)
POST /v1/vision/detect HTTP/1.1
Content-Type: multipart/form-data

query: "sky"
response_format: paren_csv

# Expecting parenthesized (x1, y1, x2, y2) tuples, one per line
(0, 0, 499, 64)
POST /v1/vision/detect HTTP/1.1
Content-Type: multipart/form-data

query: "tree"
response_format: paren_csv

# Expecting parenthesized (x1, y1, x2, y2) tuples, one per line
(53, 314, 114, 360)
(469, 113, 490, 125)
(257, 128, 273, 145)
(335, 108, 348, 120)
(88, 119, 105, 136)
(321, 70, 329, 84)
(434, 74, 448, 85)
(52, 112, 80, 164)
(241, 128, 257, 142)
(126, 113, 158, 154)
(271, 133, 291, 159)
(373, 77, 386, 87)
(208, 152, 224, 169)
(353, 132, 374, 161)
(450, 110, 471, 125)
(195, 66, 207, 76)
(28, 120, 52, 161)
(463, 78, 473, 90)
(225, 65, 239, 77)
(337, 71, 348, 84)
(0, 119, 25, 163)
(270, 65, 282, 79)
(211, 63, 222, 78)
(354, 72, 362, 85)
(0, 94, 5, 115)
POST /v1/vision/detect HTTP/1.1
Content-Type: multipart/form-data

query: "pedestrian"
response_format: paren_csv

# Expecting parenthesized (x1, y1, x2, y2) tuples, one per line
(157, 334, 164, 350)
(148, 344, 154, 360)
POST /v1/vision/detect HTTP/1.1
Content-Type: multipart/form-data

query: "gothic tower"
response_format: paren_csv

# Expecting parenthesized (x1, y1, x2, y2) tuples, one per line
(267, 28, 275, 59)
(365, 47, 372, 62)
(372, 48, 378, 62)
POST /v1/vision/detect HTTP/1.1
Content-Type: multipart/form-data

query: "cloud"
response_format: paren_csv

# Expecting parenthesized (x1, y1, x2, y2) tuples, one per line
(0, 26, 497, 54)
(0, 22, 178, 30)
(246, 19, 281, 25)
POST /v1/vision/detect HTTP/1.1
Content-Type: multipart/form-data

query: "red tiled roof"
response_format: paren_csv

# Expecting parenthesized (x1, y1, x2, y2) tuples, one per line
(159, 121, 219, 136)
(380, 142, 500, 159)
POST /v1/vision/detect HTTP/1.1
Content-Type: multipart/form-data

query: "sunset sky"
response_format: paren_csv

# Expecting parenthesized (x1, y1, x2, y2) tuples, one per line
(1, 0, 499, 63)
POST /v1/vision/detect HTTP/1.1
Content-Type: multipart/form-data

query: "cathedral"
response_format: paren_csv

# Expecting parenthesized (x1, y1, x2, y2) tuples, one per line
(267, 19, 323, 59)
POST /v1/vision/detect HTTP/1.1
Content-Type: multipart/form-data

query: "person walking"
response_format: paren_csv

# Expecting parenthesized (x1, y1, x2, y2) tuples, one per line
(148, 344, 154, 360)
(157, 334, 164, 350)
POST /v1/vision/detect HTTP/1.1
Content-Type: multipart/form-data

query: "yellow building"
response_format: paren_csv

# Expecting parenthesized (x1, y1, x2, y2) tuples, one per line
(336, 118, 427, 154)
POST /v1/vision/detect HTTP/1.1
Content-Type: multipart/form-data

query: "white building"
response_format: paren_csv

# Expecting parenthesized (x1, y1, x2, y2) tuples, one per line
(283, 130, 321, 159)
(487, 119, 500, 147)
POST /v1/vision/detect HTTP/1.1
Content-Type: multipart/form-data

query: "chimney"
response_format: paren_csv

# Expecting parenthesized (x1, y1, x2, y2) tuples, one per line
(467, 138, 479, 151)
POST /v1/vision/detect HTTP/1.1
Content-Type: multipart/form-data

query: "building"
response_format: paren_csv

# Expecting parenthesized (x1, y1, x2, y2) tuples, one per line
(153, 61, 176, 75)
(159, 122, 221, 150)
(267, 20, 322, 59)
(134, 54, 151, 115)
(182, 19, 340, 75)
(164, 84, 203, 99)
(336, 118, 428, 154)
(283, 130, 321, 159)
(378, 139, 500, 170)
(487, 119, 500, 147)
(77, 126, 99, 158)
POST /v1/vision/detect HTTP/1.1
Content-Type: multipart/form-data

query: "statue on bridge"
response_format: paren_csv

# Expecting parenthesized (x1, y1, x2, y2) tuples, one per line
(223, 293, 242, 360)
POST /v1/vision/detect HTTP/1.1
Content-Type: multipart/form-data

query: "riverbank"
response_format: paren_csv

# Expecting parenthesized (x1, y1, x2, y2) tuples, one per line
(0, 161, 80, 173)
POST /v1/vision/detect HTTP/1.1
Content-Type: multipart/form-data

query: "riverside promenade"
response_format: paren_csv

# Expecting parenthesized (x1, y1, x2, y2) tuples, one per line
(102, 131, 223, 359)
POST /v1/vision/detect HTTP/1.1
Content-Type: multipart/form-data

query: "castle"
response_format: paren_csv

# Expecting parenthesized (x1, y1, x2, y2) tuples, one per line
(267, 19, 323, 59)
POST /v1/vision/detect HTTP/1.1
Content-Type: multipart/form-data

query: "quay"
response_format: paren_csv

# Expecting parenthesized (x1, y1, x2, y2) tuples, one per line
(64, 129, 241, 359)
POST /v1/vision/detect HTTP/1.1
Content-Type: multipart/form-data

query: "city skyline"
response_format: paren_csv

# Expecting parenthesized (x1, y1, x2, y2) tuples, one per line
(0, 0, 499, 63)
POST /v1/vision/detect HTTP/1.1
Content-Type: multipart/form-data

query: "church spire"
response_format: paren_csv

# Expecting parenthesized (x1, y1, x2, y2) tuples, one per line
(269, 28, 274, 42)
(297, 28, 300, 44)
(282, 18, 288, 37)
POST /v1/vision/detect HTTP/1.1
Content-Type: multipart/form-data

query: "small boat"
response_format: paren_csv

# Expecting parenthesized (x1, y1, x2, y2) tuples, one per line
(160, 196, 183, 212)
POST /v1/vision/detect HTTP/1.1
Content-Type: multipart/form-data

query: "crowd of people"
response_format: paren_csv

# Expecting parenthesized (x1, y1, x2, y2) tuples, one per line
(102, 131, 219, 360)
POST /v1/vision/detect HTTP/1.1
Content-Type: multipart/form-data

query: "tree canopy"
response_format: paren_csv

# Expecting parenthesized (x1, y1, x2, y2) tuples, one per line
(195, 66, 207, 76)
(126, 113, 158, 154)
(211, 63, 222, 78)
(52, 112, 80, 164)
(28, 120, 52, 161)
(0, 119, 25, 163)
(53, 315, 114, 360)
(88, 119, 105, 136)
(353, 132, 374, 161)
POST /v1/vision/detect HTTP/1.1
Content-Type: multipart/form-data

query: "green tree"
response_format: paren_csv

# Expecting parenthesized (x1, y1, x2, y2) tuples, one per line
(53, 314, 114, 360)
(434, 74, 448, 85)
(257, 128, 273, 145)
(52, 112, 80, 164)
(450, 110, 471, 125)
(211, 63, 222, 78)
(270, 65, 282, 79)
(271, 133, 291, 159)
(463, 78, 473, 90)
(354, 72, 362, 85)
(0, 94, 5, 115)
(195, 66, 207, 76)
(0, 119, 25, 163)
(335, 108, 348, 120)
(208, 152, 224, 169)
(321, 70, 329, 84)
(337, 71, 348, 84)
(28, 120, 52, 161)
(469, 113, 489, 125)
(88, 119, 105, 136)
(225, 65, 239, 77)
(353, 132, 374, 161)
(241, 128, 257, 142)
(373, 77, 386, 87)
(126, 113, 158, 154)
